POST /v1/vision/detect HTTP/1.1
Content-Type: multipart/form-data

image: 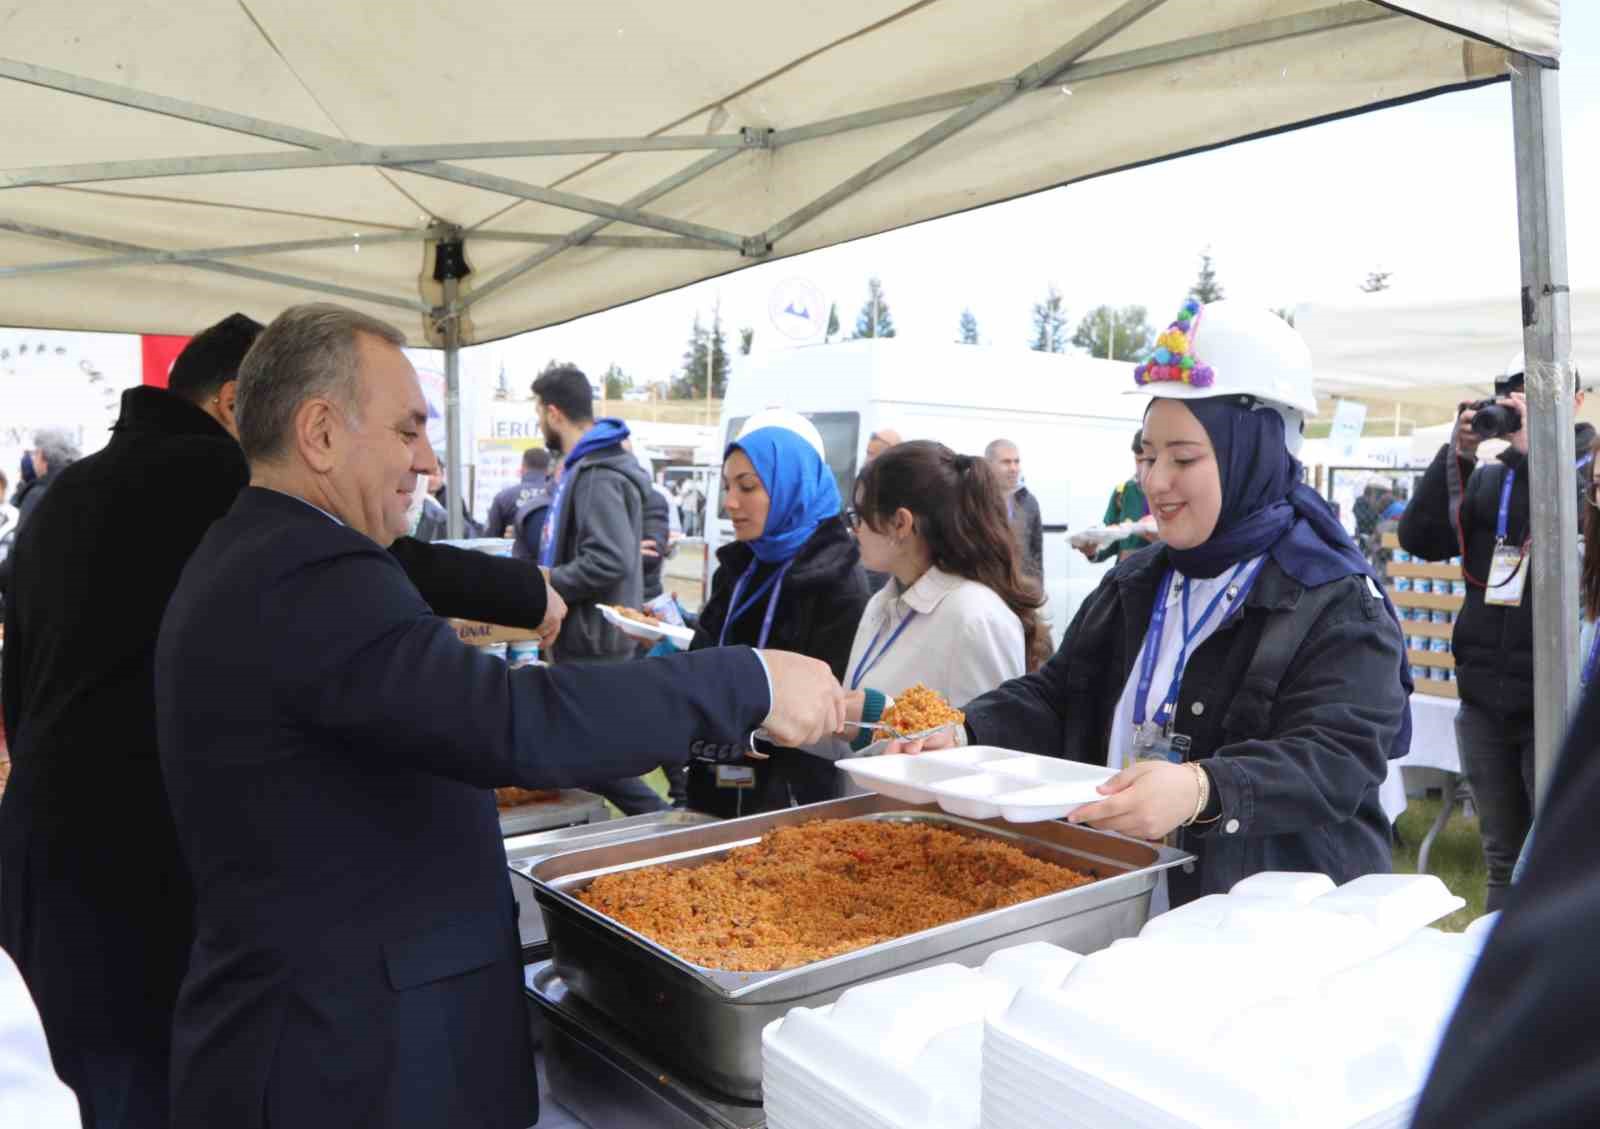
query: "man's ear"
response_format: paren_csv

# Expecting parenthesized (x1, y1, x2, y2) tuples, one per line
(216, 381, 240, 436)
(294, 397, 341, 474)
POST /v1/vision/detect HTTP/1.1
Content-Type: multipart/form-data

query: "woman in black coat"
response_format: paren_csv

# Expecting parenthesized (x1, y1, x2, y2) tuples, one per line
(905, 302, 1412, 906)
(686, 423, 868, 816)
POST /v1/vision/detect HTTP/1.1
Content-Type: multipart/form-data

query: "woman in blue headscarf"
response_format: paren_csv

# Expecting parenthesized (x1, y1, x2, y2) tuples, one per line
(904, 301, 1411, 906)
(685, 419, 870, 817)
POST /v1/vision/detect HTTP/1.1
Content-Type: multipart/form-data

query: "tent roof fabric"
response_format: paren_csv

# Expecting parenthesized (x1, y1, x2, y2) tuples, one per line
(0, 1, 1560, 344)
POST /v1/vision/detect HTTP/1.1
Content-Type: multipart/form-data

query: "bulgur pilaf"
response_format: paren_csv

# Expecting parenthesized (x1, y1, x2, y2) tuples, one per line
(576, 819, 1093, 971)
(881, 684, 965, 735)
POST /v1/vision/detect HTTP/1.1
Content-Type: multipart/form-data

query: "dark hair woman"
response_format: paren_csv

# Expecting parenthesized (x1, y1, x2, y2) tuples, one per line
(686, 422, 869, 816)
(839, 441, 1049, 747)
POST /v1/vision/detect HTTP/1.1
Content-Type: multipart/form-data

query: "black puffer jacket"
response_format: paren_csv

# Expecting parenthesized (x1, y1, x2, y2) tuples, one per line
(1398, 425, 1595, 718)
(963, 545, 1407, 906)
(686, 517, 869, 816)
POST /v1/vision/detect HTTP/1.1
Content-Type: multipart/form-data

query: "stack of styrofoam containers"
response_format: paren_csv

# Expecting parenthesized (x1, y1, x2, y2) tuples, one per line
(762, 944, 1082, 1129)
(982, 872, 1477, 1129)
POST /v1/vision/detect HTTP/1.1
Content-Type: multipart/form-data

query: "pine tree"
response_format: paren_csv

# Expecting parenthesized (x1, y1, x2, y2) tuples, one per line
(1070, 305, 1154, 361)
(852, 277, 896, 338)
(825, 303, 840, 342)
(1029, 285, 1068, 353)
(670, 308, 732, 400)
(1189, 250, 1225, 304)
(739, 326, 755, 355)
(958, 308, 980, 345)
(602, 363, 632, 400)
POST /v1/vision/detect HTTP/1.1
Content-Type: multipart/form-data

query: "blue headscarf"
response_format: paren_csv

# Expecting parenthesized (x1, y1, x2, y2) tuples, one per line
(727, 426, 839, 564)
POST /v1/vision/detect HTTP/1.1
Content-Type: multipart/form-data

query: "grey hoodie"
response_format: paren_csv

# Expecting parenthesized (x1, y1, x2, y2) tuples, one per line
(546, 445, 653, 662)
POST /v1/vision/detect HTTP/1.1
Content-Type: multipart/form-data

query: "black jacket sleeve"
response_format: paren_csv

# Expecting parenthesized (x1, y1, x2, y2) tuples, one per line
(387, 537, 547, 629)
(641, 489, 670, 598)
(268, 550, 770, 788)
(485, 493, 513, 540)
(1398, 444, 1473, 562)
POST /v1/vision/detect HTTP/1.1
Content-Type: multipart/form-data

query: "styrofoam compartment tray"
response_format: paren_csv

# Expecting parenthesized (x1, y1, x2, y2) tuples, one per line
(835, 747, 1117, 822)
(598, 603, 696, 645)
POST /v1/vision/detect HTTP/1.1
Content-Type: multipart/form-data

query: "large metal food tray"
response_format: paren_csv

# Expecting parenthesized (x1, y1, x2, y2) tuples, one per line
(507, 809, 719, 957)
(530, 793, 1189, 1101)
(498, 788, 609, 837)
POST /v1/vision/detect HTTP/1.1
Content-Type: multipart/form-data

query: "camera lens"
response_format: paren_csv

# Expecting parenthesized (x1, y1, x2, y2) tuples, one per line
(1471, 404, 1516, 438)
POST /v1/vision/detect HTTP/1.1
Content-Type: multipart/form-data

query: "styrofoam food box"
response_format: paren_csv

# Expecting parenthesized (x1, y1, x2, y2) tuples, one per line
(836, 748, 1117, 822)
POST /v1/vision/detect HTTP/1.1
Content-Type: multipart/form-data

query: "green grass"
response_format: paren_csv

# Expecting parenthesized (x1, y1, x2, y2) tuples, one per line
(1392, 795, 1488, 932)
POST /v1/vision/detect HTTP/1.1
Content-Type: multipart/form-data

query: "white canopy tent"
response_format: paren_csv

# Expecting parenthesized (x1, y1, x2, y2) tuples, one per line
(0, 0, 1577, 797)
(1299, 287, 1600, 426)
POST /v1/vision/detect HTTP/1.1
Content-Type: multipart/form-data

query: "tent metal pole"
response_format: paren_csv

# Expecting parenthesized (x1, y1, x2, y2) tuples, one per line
(1510, 57, 1576, 812)
(0, 219, 429, 312)
(462, 148, 744, 311)
(0, 230, 422, 278)
(442, 278, 466, 541)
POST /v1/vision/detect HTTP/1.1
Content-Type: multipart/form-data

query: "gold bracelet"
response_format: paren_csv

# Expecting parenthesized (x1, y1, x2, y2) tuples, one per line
(1184, 762, 1209, 827)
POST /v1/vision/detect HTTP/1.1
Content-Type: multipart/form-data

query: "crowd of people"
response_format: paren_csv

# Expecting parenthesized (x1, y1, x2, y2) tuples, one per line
(0, 293, 1597, 1129)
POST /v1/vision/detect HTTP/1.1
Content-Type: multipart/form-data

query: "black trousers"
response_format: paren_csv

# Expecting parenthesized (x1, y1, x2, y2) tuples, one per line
(1455, 700, 1536, 912)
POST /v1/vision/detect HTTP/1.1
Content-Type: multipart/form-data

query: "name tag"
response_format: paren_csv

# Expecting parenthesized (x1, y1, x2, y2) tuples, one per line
(1484, 544, 1529, 607)
(715, 765, 756, 789)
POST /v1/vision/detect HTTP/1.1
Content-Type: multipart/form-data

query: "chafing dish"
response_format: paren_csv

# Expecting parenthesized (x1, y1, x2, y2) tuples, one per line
(529, 793, 1188, 1100)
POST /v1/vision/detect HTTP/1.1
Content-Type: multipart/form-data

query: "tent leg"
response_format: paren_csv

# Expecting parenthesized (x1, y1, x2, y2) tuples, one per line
(1511, 58, 1576, 813)
(443, 277, 466, 541)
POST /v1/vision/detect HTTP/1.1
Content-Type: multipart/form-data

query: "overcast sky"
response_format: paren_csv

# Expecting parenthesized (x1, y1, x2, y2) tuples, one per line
(476, 5, 1598, 389)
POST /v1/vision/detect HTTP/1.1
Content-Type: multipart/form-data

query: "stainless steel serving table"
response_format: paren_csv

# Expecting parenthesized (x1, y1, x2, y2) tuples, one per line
(529, 793, 1189, 1102)
(498, 789, 609, 838)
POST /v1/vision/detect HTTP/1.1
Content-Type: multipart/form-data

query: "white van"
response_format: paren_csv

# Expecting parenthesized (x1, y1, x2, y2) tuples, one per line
(712, 339, 1148, 640)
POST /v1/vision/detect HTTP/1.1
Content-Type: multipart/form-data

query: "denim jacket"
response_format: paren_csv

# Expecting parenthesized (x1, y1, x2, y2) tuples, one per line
(963, 544, 1406, 905)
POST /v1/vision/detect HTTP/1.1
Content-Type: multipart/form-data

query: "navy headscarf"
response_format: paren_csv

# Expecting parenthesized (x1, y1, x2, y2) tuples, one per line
(1166, 396, 1373, 588)
(728, 426, 840, 564)
(1162, 395, 1414, 746)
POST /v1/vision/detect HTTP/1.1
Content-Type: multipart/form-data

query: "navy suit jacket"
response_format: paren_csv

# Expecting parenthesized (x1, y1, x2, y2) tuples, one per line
(155, 487, 770, 1129)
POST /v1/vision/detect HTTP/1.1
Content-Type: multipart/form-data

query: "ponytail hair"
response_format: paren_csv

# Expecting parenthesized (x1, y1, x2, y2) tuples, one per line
(855, 440, 1051, 670)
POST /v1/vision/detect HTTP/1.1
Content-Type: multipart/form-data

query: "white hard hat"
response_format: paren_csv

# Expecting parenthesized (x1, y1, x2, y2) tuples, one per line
(1131, 299, 1318, 416)
(736, 409, 827, 460)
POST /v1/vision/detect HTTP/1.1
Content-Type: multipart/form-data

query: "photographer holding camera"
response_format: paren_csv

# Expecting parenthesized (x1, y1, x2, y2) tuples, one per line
(1398, 356, 1592, 911)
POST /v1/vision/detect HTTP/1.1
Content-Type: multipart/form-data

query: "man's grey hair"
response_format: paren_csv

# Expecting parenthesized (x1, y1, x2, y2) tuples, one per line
(235, 302, 407, 464)
(985, 438, 1019, 459)
(33, 428, 81, 470)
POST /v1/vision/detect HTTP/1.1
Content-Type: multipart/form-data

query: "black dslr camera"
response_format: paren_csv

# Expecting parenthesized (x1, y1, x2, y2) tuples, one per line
(1467, 374, 1524, 440)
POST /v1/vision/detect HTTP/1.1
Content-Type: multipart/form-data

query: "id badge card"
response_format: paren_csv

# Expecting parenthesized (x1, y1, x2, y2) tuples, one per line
(715, 765, 756, 789)
(1485, 542, 1529, 607)
(1134, 724, 1191, 765)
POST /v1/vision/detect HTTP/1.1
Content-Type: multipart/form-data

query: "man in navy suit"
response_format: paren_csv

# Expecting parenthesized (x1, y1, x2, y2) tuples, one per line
(155, 303, 843, 1129)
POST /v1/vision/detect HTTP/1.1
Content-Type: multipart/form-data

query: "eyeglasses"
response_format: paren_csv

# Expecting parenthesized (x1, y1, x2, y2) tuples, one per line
(842, 508, 861, 531)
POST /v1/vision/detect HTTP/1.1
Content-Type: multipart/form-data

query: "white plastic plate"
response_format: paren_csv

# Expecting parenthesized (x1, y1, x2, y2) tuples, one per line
(836, 749, 1116, 823)
(599, 604, 695, 646)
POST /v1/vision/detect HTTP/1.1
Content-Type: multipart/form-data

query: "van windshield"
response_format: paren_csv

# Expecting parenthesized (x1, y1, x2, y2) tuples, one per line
(724, 413, 860, 508)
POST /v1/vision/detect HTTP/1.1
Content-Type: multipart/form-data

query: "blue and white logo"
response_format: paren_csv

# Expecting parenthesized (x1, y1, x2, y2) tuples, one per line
(767, 278, 828, 342)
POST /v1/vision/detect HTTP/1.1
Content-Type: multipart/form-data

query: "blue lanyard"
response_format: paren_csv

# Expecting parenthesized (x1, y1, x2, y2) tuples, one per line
(1133, 559, 1266, 731)
(1496, 468, 1517, 544)
(719, 558, 795, 649)
(850, 611, 918, 690)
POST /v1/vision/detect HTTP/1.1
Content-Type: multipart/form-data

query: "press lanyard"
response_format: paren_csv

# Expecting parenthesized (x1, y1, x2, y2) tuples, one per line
(1496, 468, 1517, 545)
(850, 611, 918, 690)
(719, 558, 796, 649)
(1133, 559, 1266, 733)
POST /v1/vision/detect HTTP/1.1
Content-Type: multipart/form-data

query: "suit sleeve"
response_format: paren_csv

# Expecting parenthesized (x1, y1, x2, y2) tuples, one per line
(1398, 444, 1472, 562)
(549, 471, 635, 603)
(387, 536, 547, 628)
(1197, 579, 1403, 839)
(267, 551, 771, 789)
